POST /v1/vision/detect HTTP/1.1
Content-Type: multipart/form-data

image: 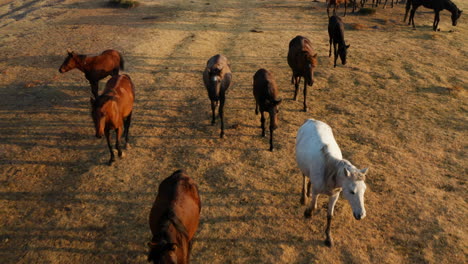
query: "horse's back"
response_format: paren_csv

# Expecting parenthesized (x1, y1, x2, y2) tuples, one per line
(296, 119, 342, 179)
(288, 36, 315, 71)
(150, 170, 201, 240)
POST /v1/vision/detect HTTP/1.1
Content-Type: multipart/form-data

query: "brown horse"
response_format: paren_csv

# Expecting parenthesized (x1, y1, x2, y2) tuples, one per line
(59, 49, 124, 98)
(202, 54, 232, 138)
(148, 170, 201, 264)
(287, 36, 318, 112)
(90, 74, 134, 165)
(253, 69, 282, 152)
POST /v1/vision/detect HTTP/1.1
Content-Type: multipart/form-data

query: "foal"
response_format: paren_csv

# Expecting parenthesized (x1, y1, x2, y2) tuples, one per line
(90, 74, 134, 165)
(59, 49, 124, 98)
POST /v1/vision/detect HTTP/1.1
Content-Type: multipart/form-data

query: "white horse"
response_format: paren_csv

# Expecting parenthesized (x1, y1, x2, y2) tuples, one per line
(296, 119, 369, 247)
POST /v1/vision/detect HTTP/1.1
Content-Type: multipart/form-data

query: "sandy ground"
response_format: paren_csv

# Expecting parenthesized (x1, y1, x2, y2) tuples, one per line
(0, 0, 467, 263)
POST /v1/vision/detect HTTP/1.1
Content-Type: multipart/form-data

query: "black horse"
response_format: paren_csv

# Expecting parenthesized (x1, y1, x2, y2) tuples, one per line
(404, 0, 462, 31)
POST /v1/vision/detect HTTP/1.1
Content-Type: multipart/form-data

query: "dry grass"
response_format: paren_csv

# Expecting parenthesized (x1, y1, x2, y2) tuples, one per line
(0, 0, 467, 263)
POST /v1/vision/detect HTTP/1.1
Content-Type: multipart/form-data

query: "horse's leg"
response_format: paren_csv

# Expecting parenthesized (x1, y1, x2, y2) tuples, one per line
(260, 111, 266, 137)
(411, 8, 417, 28)
(403, 5, 410, 22)
(333, 42, 338, 68)
(327, 4, 330, 18)
(433, 11, 440, 31)
(269, 116, 274, 151)
(219, 95, 225, 138)
(329, 35, 333, 57)
(303, 78, 308, 112)
(300, 174, 308, 205)
(210, 100, 216, 125)
(115, 128, 123, 158)
(105, 129, 115, 165)
(343, 2, 347, 17)
(124, 112, 132, 149)
(304, 189, 319, 217)
(293, 76, 300, 101)
(90, 81, 99, 98)
(255, 103, 259, 115)
(325, 193, 340, 247)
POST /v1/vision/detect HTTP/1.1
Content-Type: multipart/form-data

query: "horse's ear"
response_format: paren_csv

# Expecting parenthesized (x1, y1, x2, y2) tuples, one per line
(346, 44, 350, 49)
(361, 168, 369, 175)
(344, 168, 351, 177)
(66, 48, 73, 55)
(312, 53, 318, 59)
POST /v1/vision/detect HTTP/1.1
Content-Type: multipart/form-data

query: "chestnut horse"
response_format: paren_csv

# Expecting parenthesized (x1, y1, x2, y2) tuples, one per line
(253, 69, 282, 152)
(59, 49, 124, 98)
(148, 170, 201, 264)
(90, 74, 134, 165)
(287, 36, 318, 112)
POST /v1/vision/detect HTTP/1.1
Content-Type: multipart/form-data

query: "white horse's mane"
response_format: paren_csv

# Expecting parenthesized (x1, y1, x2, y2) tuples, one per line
(321, 145, 365, 184)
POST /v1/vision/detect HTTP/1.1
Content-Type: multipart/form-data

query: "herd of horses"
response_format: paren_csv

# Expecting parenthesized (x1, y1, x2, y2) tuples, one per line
(56, 0, 462, 263)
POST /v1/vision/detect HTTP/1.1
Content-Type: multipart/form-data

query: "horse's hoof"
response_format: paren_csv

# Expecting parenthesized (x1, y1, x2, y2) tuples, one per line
(325, 238, 333, 247)
(293, 97, 298, 101)
(108, 160, 115, 166)
(269, 147, 274, 152)
(304, 209, 312, 218)
(303, 107, 308, 112)
(220, 133, 224, 139)
(119, 152, 125, 158)
(125, 143, 131, 150)
(211, 121, 216, 125)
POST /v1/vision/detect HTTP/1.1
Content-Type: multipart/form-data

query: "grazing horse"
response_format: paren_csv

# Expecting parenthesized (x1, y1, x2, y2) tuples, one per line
(287, 36, 318, 112)
(203, 54, 232, 138)
(253, 69, 282, 152)
(148, 170, 201, 264)
(328, 15, 350, 68)
(296, 119, 369, 247)
(90, 74, 134, 165)
(59, 49, 124, 98)
(404, 0, 462, 31)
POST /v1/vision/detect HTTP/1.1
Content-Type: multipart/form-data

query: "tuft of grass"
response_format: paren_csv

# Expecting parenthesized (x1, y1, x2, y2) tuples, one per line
(108, 0, 140, 8)
(357, 8, 376, 15)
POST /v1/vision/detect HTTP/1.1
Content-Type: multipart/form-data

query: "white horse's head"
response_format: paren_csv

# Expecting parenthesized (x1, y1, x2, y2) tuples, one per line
(341, 167, 368, 220)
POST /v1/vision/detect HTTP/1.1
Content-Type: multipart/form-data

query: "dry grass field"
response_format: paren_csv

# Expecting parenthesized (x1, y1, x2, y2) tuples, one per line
(0, 0, 467, 263)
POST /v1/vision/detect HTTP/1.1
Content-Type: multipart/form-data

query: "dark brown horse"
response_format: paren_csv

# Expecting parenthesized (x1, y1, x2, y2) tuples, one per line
(328, 16, 350, 68)
(148, 170, 201, 264)
(404, 0, 462, 31)
(59, 49, 124, 98)
(90, 74, 134, 165)
(203, 54, 232, 138)
(287, 36, 318, 112)
(253, 69, 282, 152)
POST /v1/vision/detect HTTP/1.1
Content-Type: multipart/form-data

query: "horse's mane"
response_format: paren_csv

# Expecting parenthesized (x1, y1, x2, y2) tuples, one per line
(445, 0, 458, 12)
(321, 145, 365, 184)
(92, 94, 116, 109)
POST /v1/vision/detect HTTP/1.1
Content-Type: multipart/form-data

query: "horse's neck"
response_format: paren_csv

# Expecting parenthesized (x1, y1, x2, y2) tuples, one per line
(441, 0, 455, 11)
(76, 55, 92, 72)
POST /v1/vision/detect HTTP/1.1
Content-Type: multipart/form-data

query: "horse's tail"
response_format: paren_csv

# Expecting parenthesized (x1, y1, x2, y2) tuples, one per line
(118, 52, 125, 71)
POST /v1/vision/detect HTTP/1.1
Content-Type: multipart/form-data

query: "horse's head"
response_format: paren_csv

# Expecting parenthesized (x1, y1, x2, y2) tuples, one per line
(338, 44, 350, 66)
(267, 98, 282, 130)
(341, 167, 369, 220)
(59, 49, 77, 73)
(90, 97, 105, 139)
(304, 52, 318, 86)
(452, 9, 462, 26)
(207, 66, 222, 99)
(147, 241, 179, 264)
